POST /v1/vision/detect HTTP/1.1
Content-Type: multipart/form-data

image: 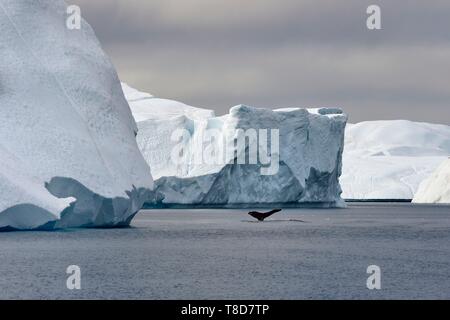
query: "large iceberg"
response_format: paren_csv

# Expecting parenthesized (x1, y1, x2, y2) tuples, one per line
(123, 85, 450, 203)
(341, 121, 450, 200)
(413, 159, 450, 204)
(0, 1, 154, 230)
(123, 84, 347, 207)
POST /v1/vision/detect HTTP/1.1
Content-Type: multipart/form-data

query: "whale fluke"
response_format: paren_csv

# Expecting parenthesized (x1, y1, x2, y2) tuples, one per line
(248, 209, 282, 221)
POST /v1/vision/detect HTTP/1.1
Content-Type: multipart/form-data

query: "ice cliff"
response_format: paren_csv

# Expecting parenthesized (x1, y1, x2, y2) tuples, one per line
(123, 84, 347, 207)
(413, 159, 450, 204)
(0, 1, 154, 230)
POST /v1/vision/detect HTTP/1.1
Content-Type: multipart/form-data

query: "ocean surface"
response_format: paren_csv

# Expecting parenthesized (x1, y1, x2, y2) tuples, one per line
(0, 203, 449, 299)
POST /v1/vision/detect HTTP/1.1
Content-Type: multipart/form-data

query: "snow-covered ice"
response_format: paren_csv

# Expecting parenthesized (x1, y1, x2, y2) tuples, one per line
(123, 84, 347, 207)
(413, 159, 450, 204)
(122, 83, 215, 122)
(0, 1, 154, 230)
(341, 121, 450, 200)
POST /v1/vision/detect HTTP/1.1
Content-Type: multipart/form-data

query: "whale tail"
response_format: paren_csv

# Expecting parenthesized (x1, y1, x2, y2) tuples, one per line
(248, 209, 282, 221)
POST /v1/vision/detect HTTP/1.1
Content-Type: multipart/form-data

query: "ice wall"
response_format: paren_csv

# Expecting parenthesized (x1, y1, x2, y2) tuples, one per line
(124, 85, 347, 207)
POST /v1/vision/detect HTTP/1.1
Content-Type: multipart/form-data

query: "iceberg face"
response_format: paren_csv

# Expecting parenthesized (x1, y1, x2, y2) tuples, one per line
(413, 159, 450, 204)
(341, 121, 450, 200)
(124, 84, 347, 207)
(0, 1, 154, 230)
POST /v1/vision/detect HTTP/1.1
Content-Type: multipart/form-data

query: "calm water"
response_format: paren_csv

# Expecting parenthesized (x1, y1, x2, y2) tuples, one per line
(0, 203, 449, 299)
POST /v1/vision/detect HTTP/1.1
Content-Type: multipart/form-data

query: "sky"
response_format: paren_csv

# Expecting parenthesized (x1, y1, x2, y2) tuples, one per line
(72, 0, 450, 123)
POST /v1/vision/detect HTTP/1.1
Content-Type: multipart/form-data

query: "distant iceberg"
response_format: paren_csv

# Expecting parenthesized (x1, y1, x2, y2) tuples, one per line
(413, 159, 450, 204)
(123, 84, 348, 207)
(341, 120, 450, 200)
(0, 1, 154, 230)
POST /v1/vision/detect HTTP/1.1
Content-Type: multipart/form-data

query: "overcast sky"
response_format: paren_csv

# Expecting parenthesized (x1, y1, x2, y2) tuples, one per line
(72, 0, 450, 123)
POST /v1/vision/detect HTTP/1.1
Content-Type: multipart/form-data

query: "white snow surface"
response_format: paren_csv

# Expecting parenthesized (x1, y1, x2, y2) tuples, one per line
(0, 1, 154, 230)
(413, 159, 450, 204)
(122, 83, 215, 122)
(341, 121, 450, 200)
(123, 84, 347, 207)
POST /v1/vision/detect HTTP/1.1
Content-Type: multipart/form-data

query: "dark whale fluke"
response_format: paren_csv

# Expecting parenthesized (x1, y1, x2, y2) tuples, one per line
(248, 209, 282, 221)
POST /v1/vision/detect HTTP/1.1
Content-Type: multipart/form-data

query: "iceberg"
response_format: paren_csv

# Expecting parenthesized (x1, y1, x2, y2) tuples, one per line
(413, 159, 450, 204)
(123, 84, 450, 203)
(0, 1, 154, 230)
(341, 120, 450, 200)
(123, 84, 348, 207)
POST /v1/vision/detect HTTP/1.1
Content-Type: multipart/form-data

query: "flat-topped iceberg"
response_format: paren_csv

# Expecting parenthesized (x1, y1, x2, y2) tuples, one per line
(123, 84, 348, 207)
(0, 1, 154, 230)
(413, 159, 450, 204)
(341, 120, 450, 200)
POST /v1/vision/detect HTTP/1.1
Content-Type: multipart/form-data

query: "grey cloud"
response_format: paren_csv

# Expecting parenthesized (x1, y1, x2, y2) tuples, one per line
(70, 0, 450, 123)
(73, 0, 450, 47)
